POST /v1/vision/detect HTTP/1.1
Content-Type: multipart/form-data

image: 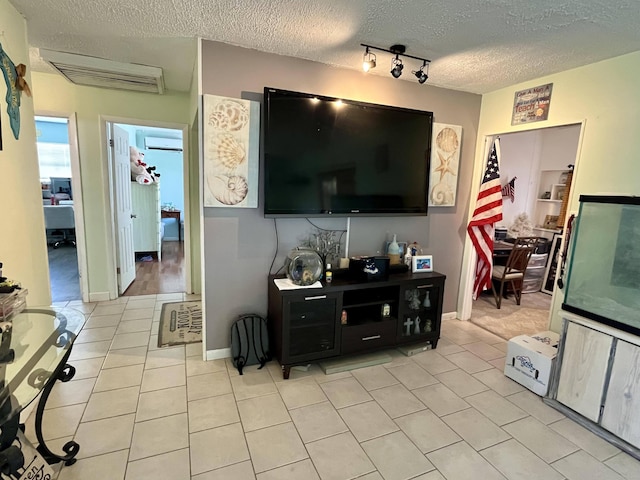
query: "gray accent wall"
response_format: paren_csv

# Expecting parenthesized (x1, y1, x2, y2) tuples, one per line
(201, 40, 482, 351)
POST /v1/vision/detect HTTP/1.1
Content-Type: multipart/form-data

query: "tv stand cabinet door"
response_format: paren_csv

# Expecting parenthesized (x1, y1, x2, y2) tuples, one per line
(281, 292, 341, 366)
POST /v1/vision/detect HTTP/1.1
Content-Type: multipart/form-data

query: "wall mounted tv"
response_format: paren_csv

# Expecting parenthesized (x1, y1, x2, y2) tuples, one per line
(263, 87, 433, 217)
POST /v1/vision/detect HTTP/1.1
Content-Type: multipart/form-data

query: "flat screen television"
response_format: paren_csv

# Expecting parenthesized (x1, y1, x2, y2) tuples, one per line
(263, 88, 433, 217)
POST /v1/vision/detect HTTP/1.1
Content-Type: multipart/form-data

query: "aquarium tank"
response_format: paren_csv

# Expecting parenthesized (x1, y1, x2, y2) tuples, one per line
(562, 195, 640, 336)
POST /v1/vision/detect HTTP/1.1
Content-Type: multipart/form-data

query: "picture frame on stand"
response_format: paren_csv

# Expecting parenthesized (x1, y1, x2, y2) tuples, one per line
(412, 255, 433, 273)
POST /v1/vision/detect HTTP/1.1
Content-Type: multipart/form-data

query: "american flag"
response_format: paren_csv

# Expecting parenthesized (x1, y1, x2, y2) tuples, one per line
(467, 138, 503, 299)
(501, 177, 517, 203)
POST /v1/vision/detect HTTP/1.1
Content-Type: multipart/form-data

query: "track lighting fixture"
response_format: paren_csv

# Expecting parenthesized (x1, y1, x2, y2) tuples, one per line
(413, 61, 429, 84)
(362, 47, 376, 72)
(360, 43, 431, 83)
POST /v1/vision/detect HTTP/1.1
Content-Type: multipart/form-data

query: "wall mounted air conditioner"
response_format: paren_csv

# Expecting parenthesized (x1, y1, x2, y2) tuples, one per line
(144, 137, 183, 151)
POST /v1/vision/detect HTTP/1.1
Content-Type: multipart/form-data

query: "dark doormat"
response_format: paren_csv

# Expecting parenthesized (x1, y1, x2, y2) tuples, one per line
(158, 301, 203, 347)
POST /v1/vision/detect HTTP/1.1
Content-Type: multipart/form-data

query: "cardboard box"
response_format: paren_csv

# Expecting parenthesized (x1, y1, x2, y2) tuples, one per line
(529, 330, 560, 347)
(504, 335, 558, 396)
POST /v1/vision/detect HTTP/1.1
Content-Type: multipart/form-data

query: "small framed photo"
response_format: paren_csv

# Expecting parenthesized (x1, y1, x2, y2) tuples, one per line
(412, 255, 433, 273)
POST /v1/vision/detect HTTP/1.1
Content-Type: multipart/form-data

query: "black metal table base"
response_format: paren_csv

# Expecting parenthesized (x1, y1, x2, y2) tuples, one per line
(32, 348, 80, 466)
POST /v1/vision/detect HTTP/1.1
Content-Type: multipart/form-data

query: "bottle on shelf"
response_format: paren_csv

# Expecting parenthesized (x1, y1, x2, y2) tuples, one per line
(387, 234, 400, 265)
(325, 263, 332, 284)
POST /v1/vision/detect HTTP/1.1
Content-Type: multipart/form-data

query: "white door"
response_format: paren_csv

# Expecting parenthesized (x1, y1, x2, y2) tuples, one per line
(111, 124, 136, 294)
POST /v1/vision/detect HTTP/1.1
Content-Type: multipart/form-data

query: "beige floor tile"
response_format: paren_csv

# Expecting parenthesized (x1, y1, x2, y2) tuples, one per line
(549, 418, 620, 461)
(356, 473, 385, 480)
(92, 304, 126, 316)
(604, 452, 640, 479)
(136, 385, 187, 422)
(230, 370, 277, 400)
(66, 301, 97, 315)
(116, 318, 152, 334)
(141, 364, 186, 392)
(369, 383, 427, 418)
(289, 401, 348, 443)
(256, 459, 319, 480)
(463, 341, 506, 361)
(312, 369, 353, 384)
(191, 460, 255, 480)
(186, 356, 225, 376)
(395, 410, 461, 453)
(125, 298, 157, 310)
(145, 346, 185, 369)
(156, 293, 184, 301)
(246, 422, 308, 474)
(188, 393, 240, 433)
(503, 417, 579, 463)
(386, 363, 439, 390)
(410, 472, 446, 480)
(427, 441, 507, 480)
(505, 390, 565, 424)
(185, 342, 203, 358)
(434, 337, 466, 356)
(74, 414, 135, 459)
(110, 331, 151, 350)
(441, 408, 510, 450)
(69, 341, 111, 361)
(83, 386, 139, 422)
(362, 431, 435, 480)
(465, 390, 528, 426)
(276, 378, 328, 410)
(46, 378, 96, 409)
(151, 320, 159, 334)
(445, 351, 494, 373)
(126, 447, 190, 480)
(57, 450, 128, 480)
(26, 404, 85, 442)
(94, 364, 144, 392)
(412, 350, 458, 375)
(129, 413, 189, 461)
(481, 439, 564, 480)
(472, 368, 524, 396)
(70, 357, 105, 380)
(306, 431, 375, 480)
(97, 298, 129, 306)
(338, 401, 399, 442)
(121, 307, 155, 321)
(187, 371, 232, 400)
(352, 365, 399, 391)
(435, 368, 490, 397)
(84, 314, 122, 329)
(190, 423, 250, 475)
(552, 450, 625, 480)
(76, 326, 117, 344)
(102, 346, 147, 369)
(320, 377, 373, 409)
(148, 333, 160, 351)
(412, 383, 470, 417)
(489, 357, 507, 369)
(238, 393, 291, 432)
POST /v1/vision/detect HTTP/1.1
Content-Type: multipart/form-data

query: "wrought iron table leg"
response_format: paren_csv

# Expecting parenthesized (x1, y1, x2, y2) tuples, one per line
(33, 350, 80, 466)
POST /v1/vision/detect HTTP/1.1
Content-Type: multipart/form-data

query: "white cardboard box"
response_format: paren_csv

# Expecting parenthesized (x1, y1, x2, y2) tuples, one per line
(529, 330, 560, 348)
(504, 334, 558, 396)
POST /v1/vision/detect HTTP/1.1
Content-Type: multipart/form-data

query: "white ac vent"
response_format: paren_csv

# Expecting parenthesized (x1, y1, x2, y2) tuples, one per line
(39, 49, 164, 94)
(144, 137, 183, 151)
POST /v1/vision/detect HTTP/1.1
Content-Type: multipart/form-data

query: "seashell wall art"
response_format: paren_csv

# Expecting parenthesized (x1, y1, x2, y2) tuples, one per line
(203, 94, 259, 208)
(428, 123, 463, 207)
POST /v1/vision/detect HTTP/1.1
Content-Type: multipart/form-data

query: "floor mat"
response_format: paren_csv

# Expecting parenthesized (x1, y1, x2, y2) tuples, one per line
(158, 301, 202, 347)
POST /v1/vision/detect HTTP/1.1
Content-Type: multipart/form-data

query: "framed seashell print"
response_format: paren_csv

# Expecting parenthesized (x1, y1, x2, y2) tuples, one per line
(203, 94, 260, 208)
(428, 123, 462, 207)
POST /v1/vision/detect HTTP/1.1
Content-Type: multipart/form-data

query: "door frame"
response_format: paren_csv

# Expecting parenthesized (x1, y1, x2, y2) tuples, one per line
(36, 111, 90, 302)
(101, 115, 191, 298)
(457, 120, 587, 321)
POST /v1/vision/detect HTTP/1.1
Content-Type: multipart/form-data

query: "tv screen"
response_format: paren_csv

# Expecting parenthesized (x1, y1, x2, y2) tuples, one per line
(264, 88, 433, 217)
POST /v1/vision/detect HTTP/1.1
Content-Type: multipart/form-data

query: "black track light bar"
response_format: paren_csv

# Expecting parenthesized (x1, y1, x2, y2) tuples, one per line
(360, 43, 430, 65)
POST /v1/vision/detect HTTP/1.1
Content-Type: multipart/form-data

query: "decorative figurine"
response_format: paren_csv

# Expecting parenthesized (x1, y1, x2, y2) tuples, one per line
(423, 291, 431, 308)
(414, 316, 421, 334)
(404, 318, 413, 336)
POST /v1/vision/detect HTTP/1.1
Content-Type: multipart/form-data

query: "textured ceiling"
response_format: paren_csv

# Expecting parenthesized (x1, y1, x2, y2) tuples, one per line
(10, 0, 640, 94)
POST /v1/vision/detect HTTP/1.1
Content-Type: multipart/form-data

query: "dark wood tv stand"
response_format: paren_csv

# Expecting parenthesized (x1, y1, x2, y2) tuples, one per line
(267, 271, 446, 379)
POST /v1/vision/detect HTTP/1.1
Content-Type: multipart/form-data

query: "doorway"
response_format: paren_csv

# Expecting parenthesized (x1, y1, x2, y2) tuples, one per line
(106, 120, 189, 296)
(35, 114, 88, 303)
(465, 123, 582, 340)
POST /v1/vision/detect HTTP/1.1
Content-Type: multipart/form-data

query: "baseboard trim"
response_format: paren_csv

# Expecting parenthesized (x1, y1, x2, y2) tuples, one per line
(206, 347, 231, 361)
(89, 292, 111, 302)
(442, 311, 458, 321)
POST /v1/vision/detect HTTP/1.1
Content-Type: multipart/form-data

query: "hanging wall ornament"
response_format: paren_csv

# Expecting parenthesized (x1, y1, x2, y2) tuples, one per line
(0, 42, 22, 140)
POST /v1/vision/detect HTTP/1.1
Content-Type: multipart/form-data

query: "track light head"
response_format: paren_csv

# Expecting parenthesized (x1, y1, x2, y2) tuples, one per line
(390, 55, 404, 78)
(362, 48, 376, 72)
(413, 62, 429, 84)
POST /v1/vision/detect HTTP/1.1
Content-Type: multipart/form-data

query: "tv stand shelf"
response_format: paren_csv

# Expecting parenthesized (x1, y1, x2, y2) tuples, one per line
(267, 271, 446, 379)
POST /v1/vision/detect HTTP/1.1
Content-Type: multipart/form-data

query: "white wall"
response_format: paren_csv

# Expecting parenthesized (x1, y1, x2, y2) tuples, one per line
(0, 0, 50, 306)
(463, 50, 640, 332)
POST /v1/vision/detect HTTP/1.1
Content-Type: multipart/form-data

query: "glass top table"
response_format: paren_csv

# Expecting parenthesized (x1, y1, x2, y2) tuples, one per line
(0, 307, 85, 430)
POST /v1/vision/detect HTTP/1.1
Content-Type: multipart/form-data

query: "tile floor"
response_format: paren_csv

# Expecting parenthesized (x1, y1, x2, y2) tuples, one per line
(29, 295, 640, 480)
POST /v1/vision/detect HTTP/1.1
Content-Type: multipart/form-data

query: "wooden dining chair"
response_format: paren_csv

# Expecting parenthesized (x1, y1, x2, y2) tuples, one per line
(491, 236, 542, 309)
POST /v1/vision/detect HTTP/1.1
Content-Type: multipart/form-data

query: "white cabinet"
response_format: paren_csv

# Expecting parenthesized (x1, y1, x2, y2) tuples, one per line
(131, 182, 161, 260)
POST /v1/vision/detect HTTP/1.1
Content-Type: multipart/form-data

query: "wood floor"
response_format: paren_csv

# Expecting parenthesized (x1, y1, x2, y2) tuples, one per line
(123, 241, 185, 296)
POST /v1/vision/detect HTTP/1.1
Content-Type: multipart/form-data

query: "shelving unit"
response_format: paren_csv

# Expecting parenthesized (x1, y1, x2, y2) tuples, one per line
(533, 170, 566, 239)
